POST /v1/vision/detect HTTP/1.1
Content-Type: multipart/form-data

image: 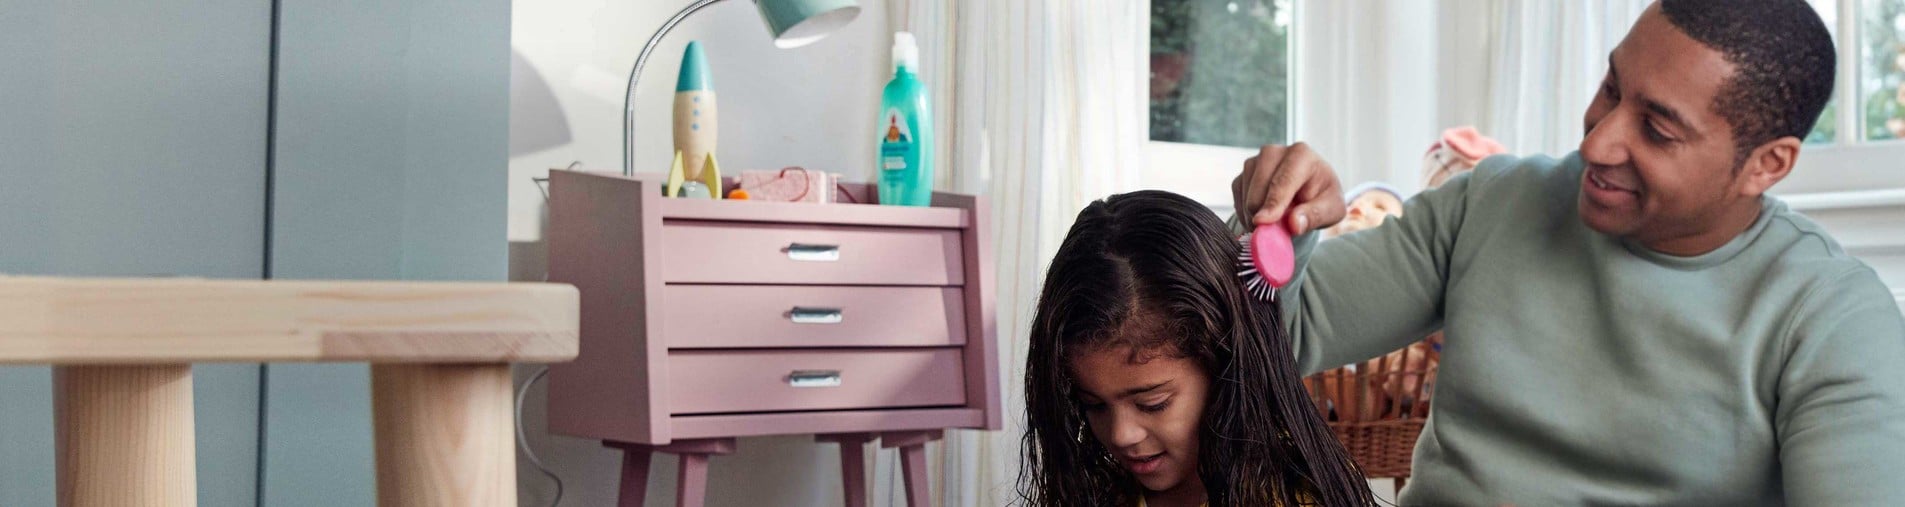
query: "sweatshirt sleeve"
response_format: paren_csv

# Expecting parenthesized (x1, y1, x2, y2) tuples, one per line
(1273, 156, 1508, 375)
(1775, 268, 1905, 506)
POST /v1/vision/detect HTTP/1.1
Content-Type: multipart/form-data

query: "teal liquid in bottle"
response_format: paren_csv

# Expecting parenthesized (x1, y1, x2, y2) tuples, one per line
(878, 32, 934, 206)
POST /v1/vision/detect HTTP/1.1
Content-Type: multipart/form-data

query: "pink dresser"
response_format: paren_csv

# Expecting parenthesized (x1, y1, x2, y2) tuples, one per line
(544, 170, 1001, 507)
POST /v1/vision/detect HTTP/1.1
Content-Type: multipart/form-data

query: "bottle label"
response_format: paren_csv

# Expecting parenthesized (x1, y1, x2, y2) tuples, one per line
(880, 108, 913, 171)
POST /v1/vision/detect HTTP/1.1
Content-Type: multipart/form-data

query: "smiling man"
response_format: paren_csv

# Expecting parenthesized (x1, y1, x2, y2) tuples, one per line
(1228, 0, 1905, 504)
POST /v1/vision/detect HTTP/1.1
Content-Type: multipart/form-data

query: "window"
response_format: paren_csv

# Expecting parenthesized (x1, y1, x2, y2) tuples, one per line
(1144, 0, 1295, 215)
(1807, 0, 1842, 143)
(1781, 0, 1905, 195)
(1805, 0, 1905, 145)
(1149, 0, 1293, 148)
(1860, 0, 1905, 142)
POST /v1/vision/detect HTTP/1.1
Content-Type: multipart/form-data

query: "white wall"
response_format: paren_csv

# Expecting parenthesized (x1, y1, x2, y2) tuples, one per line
(507, 0, 909, 505)
(508, 0, 892, 242)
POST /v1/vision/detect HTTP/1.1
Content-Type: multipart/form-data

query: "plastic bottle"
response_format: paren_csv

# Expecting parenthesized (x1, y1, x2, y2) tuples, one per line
(877, 32, 934, 206)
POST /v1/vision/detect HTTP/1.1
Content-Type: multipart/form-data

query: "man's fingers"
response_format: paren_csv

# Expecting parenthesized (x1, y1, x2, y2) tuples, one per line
(1233, 156, 1254, 220)
(1252, 142, 1316, 226)
(1244, 145, 1286, 225)
(1287, 158, 1345, 233)
(1285, 185, 1346, 234)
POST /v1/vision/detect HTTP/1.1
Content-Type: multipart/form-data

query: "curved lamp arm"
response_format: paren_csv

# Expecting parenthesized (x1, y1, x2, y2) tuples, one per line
(623, 0, 728, 177)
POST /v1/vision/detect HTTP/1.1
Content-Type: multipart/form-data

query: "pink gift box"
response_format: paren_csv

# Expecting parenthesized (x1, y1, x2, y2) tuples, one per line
(738, 168, 836, 203)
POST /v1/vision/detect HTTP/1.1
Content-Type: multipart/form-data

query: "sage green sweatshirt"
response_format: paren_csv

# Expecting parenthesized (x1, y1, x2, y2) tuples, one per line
(1277, 153, 1905, 506)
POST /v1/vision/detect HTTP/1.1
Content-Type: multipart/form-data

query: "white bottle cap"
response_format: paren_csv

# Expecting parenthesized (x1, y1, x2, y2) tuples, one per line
(892, 31, 920, 73)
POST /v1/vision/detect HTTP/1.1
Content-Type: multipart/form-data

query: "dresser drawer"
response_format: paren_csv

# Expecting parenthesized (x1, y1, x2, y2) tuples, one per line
(668, 349, 967, 415)
(660, 221, 963, 286)
(661, 285, 966, 348)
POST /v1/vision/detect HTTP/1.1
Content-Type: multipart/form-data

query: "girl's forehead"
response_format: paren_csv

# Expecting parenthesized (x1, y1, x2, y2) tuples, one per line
(1068, 345, 1198, 394)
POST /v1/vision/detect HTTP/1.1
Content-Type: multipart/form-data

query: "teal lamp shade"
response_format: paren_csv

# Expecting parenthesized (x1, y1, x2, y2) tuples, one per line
(755, 0, 861, 48)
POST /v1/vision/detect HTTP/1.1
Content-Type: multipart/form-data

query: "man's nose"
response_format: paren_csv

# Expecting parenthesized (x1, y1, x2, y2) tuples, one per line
(1581, 111, 1631, 168)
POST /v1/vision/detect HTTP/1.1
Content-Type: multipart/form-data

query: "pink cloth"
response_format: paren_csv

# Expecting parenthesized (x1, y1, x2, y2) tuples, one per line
(1422, 127, 1508, 189)
(1427, 126, 1508, 161)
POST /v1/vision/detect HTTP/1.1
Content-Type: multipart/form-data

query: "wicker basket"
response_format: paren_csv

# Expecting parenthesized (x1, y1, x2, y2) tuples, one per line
(1303, 334, 1439, 484)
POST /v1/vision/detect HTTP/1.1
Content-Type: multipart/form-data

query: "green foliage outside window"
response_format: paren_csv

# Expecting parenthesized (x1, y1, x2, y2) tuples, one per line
(1151, 0, 1292, 148)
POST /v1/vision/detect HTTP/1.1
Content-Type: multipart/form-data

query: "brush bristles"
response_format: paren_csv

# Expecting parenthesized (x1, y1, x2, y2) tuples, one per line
(1236, 237, 1277, 302)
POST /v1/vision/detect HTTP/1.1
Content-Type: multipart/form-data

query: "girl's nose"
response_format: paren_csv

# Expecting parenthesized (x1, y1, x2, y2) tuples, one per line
(1107, 412, 1146, 449)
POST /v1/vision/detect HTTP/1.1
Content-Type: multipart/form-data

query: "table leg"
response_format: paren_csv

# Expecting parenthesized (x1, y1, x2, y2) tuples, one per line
(818, 433, 875, 507)
(618, 447, 654, 507)
(370, 363, 515, 507)
(605, 438, 737, 507)
(882, 430, 943, 507)
(676, 453, 711, 507)
(54, 365, 196, 507)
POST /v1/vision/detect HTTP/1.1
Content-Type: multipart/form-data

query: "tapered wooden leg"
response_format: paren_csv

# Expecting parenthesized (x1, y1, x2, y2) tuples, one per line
(54, 365, 196, 507)
(819, 433, 876, 507)
(617, 447, 654, 507)
(882, 430, 943, 507)
(676, 453, 711, 507)
(371, 363, 515, 507)
(605, 438, 737, 507)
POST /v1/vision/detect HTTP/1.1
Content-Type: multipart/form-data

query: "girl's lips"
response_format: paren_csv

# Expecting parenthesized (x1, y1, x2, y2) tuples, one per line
(1124, 453, 1165, 474)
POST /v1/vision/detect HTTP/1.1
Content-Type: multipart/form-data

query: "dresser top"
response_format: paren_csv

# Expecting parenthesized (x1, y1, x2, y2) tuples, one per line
(0, 276, 578, 364)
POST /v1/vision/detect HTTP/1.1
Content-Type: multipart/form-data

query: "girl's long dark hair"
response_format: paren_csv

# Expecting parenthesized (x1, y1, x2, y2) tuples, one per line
(1018, 191, 1374, 506)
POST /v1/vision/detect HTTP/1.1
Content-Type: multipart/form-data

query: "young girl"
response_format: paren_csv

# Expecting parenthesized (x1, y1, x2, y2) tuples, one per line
(1019, 191, 1374, 507)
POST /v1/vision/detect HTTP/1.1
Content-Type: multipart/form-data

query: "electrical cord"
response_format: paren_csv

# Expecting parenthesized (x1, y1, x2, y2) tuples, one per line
(515, 173, 567, 507)
(516, 366, 564, 507)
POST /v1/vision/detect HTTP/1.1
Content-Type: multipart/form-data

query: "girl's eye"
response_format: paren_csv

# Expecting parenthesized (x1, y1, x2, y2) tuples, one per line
(1081, 401, 1108, 413)
(1601, 80, 1620, 100)
(1138, 400, 1171, 413)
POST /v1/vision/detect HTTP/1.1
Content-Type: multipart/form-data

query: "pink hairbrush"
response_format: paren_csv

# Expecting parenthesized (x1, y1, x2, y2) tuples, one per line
(1236, 223, 1296, 301)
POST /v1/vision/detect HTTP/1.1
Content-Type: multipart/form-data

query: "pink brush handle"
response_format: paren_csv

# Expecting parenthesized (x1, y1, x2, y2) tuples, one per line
(1251, 224, 1296, 288)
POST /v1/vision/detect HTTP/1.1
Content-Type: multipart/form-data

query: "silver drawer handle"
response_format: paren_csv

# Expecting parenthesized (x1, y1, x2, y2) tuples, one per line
(786, 243, 841, 262)
(788, 307, 844, 324)
(787, 370, 842, 388)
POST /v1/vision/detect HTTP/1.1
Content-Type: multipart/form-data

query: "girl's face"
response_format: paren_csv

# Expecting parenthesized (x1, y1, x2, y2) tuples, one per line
(1070, 345, 1212, 498)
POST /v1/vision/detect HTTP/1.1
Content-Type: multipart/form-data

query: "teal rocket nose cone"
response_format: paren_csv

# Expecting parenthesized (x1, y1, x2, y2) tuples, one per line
(676, 41, 712, 92)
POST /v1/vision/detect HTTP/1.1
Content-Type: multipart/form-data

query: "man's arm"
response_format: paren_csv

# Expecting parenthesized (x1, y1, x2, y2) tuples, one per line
(1777, 269, 1905, 505)
(1271, 159, 1498, 375)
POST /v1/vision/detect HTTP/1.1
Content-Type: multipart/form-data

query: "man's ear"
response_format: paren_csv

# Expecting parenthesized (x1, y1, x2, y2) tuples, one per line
(1738, 137, 1801, 197)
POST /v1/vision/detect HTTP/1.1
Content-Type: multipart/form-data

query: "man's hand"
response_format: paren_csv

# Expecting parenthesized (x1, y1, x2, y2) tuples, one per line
(1231, 142, 1348, 234)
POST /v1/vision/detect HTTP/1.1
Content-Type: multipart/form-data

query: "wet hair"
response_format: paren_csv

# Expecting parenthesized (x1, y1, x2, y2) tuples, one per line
(1660, 0, 1836, 160)
(1017, 191, 1374, 506)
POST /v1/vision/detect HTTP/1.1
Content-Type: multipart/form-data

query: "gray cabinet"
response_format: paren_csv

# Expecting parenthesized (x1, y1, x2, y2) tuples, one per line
(0, 1, 271, 506)
(261, 0, 512, 505)
(0, 0, 510, 504)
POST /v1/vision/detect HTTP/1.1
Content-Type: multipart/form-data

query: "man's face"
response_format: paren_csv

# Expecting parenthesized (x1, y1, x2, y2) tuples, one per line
(1579, 4, 1752, 248)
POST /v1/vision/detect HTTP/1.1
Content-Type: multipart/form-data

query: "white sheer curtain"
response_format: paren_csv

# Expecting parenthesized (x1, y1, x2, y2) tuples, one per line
(1293, 0, 1440, 195)
(1479, 0, 1649, 157)
(882, 0, 1148, 505)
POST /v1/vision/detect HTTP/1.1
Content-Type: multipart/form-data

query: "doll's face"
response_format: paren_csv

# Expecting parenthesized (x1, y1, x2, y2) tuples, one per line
(1329, 191, 1404, 237)
(1071, 345, 1210, 499)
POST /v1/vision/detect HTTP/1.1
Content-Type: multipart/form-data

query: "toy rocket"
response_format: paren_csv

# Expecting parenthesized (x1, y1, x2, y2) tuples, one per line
(667, 41, 722, 199)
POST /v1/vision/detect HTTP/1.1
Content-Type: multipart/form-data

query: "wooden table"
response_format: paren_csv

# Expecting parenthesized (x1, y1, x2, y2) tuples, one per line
(0, 276, 579, 507)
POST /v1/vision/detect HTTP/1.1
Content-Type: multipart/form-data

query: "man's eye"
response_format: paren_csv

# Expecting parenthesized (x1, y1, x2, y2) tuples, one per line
(1643, 122, 1671, 143)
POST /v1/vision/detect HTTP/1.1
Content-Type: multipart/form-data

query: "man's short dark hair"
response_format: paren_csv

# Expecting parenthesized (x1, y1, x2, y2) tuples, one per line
(1661, 0, 1837, 159)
